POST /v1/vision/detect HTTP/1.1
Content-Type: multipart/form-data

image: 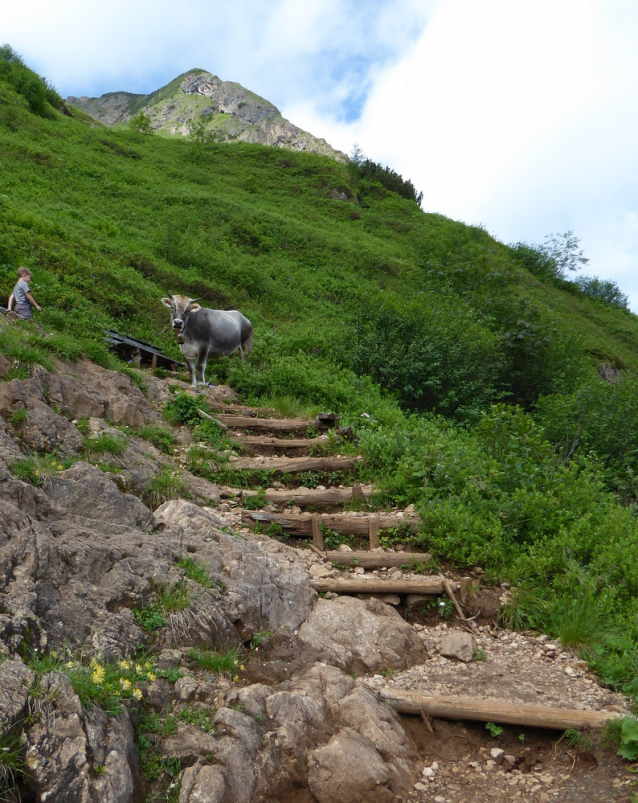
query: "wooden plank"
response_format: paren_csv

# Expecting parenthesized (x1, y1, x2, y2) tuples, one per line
(241, 511, 419, 537)
(235, 434, 330, 451)
(216, 415, 316, 432)
(369, 517, 380, 549)
(151, 354, 157, 369)
(325, 551, 431, 569)
(378, 689, 619, 731)
(310, 577, 451, 594)
(229, 455, 363, 474)
(241, 485, 374, 506)
(311, 514, 324, 551)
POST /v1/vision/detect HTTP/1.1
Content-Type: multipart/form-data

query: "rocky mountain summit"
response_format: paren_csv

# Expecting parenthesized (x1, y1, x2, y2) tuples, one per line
(68, 70, 345, 160)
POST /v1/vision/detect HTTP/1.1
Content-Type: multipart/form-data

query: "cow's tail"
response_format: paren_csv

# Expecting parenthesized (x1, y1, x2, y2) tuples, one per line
(242, 323, 254, 356)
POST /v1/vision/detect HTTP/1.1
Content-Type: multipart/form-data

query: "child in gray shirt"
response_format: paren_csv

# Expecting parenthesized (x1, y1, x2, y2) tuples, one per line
(8, 267, 42, 319)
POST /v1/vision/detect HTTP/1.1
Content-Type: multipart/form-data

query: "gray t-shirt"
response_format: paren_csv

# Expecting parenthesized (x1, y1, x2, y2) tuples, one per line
(14, 280, 30, 306)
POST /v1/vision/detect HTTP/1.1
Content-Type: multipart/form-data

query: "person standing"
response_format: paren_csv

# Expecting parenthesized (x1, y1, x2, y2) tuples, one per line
(7, 267, 42, 319)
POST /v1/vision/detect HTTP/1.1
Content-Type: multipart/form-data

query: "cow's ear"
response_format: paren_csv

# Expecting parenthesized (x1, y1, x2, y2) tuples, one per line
(161, 298, 172, 308)
(189, 304, 201, 312)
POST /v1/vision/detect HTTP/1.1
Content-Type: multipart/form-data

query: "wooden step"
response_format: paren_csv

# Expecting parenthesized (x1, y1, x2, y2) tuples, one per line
(309, 577, 453, 594)
(228, 455, 363, 474)
(323, 551, 430, 569)
(239, 484, 374, 506)
(235, 434, 330, 452)
(216, 415, 316, 432)
(378, 689, 618, 731)
(241, 510, 418, 537)
(207, 404, 276, 417)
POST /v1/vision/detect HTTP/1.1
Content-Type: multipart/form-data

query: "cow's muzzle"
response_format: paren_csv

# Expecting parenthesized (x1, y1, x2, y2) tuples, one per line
(172, 319, 184, 331)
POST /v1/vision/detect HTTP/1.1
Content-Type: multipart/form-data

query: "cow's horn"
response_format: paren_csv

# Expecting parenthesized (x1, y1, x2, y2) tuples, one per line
(187, 297, 201, 307)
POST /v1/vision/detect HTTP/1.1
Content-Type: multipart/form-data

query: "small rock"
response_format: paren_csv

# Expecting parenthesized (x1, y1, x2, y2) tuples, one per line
(469, 761, 481, 769)
(175, 675, 198, 702)
(337, 544, 353, 552)
(422, 767, 435, 778)
(490, 748, 504, 760)
(309, 563, 332, 580)
(414, 782, 428, 792)
(438, 632, 478, 662)
(504, 755, 516, 766)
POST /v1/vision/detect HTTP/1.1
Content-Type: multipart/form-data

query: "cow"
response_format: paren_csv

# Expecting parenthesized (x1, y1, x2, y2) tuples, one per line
(161, 294, 253, 388)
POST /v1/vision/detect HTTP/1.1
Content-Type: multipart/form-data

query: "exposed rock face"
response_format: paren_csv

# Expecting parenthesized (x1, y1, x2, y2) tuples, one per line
(68, 70, 346, 161)
(25, 672, 141, 803)
(177, 663, 416, 803)
(0, 355, 421, 802)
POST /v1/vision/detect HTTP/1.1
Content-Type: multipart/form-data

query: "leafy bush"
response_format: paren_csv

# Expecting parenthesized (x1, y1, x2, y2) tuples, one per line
(0, 44, 61, 117)
(337, 296, 503, 421)
(574, 276, 629, 309)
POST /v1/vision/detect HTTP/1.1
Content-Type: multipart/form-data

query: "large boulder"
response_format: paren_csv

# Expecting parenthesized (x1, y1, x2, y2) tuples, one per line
(64, 360, 163, 426)
(297, 596, 427, 674)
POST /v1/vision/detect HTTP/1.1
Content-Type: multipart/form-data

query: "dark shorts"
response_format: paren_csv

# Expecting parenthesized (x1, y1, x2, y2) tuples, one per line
(15, 302, 32, 319)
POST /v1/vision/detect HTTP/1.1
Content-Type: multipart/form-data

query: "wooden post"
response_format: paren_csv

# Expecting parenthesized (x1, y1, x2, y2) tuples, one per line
(369, 517, 380, 550)
(133, 348, 141, 367)
(151, 354, 158, 369)
(311, 514, 324, 551)
(353, 483, 365, 503)
(460, 577, 475, 606)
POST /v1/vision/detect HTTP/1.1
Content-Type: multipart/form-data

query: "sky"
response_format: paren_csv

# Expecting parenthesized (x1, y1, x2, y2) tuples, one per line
(4, 0, 638, 308)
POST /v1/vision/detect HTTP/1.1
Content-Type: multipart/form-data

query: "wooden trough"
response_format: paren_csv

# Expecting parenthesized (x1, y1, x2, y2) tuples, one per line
(104, 329, 184, 371)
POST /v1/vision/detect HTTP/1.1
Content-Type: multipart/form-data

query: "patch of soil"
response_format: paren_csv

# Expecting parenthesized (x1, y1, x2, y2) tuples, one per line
(403, 716, 636, 802)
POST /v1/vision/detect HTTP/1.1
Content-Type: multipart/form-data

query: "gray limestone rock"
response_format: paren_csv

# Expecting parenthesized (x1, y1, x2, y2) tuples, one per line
(297, 596, 427, 674)
(438, 631, 478, 662)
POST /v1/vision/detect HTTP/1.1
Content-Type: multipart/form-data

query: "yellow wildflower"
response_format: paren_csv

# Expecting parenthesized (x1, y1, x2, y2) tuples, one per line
(119, 678, 132, 691)
(132, 688, 143, 701)
(66, 661, 74, 668)
(233, 674, 240, 683)
(144, 662, 152, 670)
(135, 664, 142, 674)
(91, 665, 105, 684)
(50, 650, 58, 659)
(147, 672, 156, 682)
(57, 464, 63, 470)
(240, 664, 245, 671)
(118, 660, 130, 670)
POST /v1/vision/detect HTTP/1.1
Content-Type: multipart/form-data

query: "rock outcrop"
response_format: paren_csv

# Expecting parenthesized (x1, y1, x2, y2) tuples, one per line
(0, 354, 419, 802)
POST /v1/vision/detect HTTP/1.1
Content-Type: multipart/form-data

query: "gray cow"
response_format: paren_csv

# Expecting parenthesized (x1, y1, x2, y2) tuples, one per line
(162, 294, 253, 388)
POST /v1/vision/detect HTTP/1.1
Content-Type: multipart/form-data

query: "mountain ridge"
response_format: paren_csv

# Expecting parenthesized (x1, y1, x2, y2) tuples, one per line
(68, 69, 346, 160)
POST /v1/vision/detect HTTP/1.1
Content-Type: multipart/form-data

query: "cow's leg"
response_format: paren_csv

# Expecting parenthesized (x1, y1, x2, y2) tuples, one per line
(180, 342, 199, 388)
(197, 344, 209, 386)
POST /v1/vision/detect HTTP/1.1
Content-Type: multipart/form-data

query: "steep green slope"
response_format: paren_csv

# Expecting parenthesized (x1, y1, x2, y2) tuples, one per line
(4, 59, 638, 696)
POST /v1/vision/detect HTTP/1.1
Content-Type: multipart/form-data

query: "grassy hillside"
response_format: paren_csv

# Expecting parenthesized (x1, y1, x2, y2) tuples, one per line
(4, 54, 638, 696)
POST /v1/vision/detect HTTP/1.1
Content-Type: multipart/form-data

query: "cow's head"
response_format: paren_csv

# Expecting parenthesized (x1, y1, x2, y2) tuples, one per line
(161, 294, 201, 336)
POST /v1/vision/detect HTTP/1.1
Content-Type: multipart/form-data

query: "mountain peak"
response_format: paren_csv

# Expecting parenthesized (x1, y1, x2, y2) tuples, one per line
(68, 70, 345, 160)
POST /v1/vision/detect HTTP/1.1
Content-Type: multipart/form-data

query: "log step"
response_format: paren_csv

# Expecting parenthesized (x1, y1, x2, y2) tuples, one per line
(239, 484, 374, 506)
(241, 511, 419, 537)
(310, 577, 454, 594)
(378, 688, 619, 731)
(235, 434, 330, 452)
(228, 455, 363, 474)
(216, 415, 317, 432)
(324, 551, 431, 569)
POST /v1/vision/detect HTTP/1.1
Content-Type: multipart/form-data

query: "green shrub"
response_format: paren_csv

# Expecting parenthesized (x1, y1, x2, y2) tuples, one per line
(9, 407, 27, 428)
